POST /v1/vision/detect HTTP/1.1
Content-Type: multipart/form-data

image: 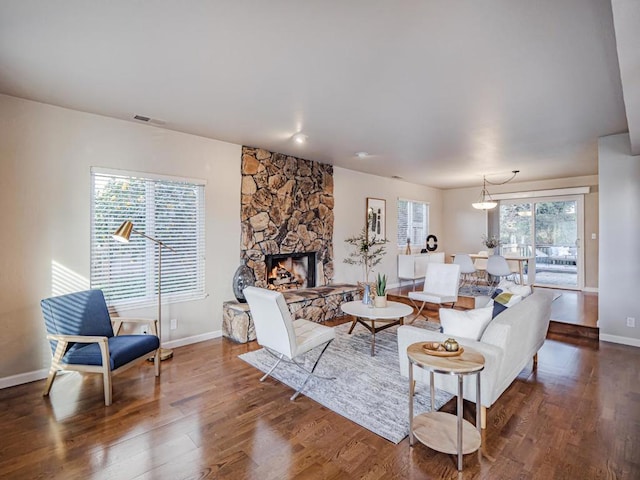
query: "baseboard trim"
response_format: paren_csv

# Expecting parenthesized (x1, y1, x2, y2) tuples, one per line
(599, 334, 640, 348)
(0, 368, 49, 390)
(0, 331, 223, 390)
(163, 330, 222, 349)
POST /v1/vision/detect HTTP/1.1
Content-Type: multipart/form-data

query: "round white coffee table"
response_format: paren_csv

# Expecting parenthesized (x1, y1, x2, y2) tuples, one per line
(340, 300, 413, 356)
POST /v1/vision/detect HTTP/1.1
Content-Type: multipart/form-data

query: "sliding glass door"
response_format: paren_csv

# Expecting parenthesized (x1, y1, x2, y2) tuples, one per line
(498, 196, 583, 289)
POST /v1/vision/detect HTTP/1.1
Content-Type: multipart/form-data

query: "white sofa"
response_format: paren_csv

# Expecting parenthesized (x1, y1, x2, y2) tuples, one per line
(397, 289, 554, 428)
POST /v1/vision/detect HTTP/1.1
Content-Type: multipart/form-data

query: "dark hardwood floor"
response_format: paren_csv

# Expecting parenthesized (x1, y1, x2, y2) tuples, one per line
(1, 319, 638, 479)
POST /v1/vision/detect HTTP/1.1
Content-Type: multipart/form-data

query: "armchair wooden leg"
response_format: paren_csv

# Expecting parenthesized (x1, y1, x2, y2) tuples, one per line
(481, 406, 487, 429)
(43, 341, 66, 397)
(43, 369, 57, 397)
(98, 339, 113, 406)
(533, 352, 538, 369)
(102, 370, 113, 406)
(154, 349, 161, 377)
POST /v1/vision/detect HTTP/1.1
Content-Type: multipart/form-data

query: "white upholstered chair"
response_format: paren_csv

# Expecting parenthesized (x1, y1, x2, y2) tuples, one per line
(408, 262, 460, 320)
(243, 286, 335, 400)
(453, 253, 477, 287)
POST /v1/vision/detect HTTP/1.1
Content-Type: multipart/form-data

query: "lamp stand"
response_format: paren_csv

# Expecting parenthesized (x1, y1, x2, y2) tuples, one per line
(156, 243, 173, 361)
(112, 220, 175, 361)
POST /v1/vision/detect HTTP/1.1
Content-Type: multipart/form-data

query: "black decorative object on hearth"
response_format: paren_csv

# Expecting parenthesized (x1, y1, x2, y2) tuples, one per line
(233, 259, 255, 303)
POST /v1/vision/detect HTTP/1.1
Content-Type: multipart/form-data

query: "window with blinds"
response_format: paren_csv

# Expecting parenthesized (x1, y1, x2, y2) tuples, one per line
(91, 169, 205, 308)
(397, 198, 430, 248)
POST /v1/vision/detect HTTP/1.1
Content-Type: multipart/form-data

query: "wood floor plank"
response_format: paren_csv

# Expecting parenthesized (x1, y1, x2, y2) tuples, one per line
(0, 330, 639, 479)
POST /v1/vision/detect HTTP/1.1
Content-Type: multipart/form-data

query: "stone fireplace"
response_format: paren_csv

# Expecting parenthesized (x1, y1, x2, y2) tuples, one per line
(223, 147, 356, 342)
(240, 146, 334, 289)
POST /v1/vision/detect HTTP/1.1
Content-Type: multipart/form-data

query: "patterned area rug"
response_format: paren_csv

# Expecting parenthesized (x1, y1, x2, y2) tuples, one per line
(239, 318, 453, 444)
(458, 285, 494, 297)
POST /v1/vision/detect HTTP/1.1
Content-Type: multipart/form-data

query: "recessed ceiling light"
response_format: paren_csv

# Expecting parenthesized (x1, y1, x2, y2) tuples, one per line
(292, 133, 307, 144)
(355, 152, 369, 158)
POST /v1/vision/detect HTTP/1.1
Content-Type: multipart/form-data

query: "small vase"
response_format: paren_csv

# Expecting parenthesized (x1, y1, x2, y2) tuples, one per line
(232, 259, 255, 303)
(374, 294, 388, 308)
(487, 248, 495, 256)
(362, 284, 371, 306)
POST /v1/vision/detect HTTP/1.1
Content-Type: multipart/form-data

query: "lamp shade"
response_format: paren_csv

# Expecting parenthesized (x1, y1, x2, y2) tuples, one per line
(112, 220, 133, 243)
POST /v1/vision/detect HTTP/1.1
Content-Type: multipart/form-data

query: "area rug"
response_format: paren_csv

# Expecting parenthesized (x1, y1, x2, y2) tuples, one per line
(239, 318, 454, 444)
(458, 285, 493, 297)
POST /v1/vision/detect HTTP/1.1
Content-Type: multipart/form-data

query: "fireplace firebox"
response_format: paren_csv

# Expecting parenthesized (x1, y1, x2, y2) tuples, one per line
(265, 252, 316, 291)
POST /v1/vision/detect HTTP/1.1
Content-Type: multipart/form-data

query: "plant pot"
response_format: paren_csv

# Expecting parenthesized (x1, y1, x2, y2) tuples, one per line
(374, 294, 388, 308)
(487, 248, 495, 256)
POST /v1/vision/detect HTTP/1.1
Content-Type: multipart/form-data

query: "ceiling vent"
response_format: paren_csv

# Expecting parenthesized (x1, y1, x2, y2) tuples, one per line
(133, 115, 166, 126)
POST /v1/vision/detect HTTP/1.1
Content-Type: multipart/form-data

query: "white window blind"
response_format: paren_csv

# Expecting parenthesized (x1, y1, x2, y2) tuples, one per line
(91, 169, 205, 308)
(397, 198, 430, 248)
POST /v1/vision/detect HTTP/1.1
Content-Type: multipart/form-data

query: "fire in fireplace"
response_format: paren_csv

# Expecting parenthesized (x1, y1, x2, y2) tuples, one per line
(265, 252, 316, 291)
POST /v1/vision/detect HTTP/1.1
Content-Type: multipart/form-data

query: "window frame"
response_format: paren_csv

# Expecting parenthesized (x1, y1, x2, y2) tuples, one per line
(397, 197, 430, 249)
(90, 167, 206, 309)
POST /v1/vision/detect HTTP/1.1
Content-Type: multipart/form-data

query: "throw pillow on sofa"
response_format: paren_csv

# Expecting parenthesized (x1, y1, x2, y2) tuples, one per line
(491, 290, 523, 317)
(496, 280, 532, 298)
(439, 305, 494, 340)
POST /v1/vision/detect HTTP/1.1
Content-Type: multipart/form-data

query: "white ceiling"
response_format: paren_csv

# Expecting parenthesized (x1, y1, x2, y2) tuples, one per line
(0, 0, 632, 189)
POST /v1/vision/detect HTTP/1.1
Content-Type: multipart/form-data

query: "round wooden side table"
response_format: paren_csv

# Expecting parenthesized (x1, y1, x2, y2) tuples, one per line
(407, 342, 485, 471)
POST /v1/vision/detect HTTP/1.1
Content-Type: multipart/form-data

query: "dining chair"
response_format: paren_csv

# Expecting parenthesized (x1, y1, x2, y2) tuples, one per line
(243, 286, 336, 400)
(474, 251, 489, 284)
(486, 255, 517, 291)
(408, 262, 460, 321)
(41, 289, 160, 406)
(453, 253, 477, 287)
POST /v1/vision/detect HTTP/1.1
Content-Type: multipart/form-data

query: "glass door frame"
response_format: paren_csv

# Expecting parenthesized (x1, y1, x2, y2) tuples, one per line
(497, 194, 585, 290)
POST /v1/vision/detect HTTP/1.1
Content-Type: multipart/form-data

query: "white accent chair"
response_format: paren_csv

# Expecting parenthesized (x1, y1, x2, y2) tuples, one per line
(243, 286, 336, 400)
(486, 255, 517, 291)
(453, 253, 477, 287)
(408, 263, 461, 320)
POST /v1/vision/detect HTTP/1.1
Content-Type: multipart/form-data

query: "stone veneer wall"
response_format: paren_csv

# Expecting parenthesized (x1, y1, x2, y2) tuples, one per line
(240, 146, 334, 287)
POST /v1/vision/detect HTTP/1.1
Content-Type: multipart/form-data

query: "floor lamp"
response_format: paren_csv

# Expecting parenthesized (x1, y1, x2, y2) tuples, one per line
(113, 220, 175, 361)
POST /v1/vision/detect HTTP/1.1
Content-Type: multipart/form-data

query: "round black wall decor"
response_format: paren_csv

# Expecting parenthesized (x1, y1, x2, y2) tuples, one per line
(425, 234, 438, 252)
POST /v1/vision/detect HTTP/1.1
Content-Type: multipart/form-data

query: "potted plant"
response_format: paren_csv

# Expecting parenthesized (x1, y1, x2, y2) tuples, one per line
(343, 226, 388, 284)
(481, 234, 501, 255)
(374, 273, 388, 308)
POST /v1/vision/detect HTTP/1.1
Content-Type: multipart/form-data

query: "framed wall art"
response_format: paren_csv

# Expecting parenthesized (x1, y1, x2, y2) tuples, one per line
(366, 197, 386, 242)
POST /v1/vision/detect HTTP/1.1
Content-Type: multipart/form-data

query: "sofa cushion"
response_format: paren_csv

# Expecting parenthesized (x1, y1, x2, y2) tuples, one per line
(440, 305, 494, 340)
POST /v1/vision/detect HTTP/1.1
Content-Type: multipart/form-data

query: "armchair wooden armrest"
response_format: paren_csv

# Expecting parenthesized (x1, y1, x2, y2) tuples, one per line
(46, 333, 108, 344)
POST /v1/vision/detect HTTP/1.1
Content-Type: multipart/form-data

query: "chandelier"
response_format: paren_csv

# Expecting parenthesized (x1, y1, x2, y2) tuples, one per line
(472, 170, 520, 210)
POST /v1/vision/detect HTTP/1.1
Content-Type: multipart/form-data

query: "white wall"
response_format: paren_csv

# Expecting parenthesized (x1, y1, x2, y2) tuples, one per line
(598, 133, 640, 346)
(0, 95, 242, 384)
(333, 167, 443, 286)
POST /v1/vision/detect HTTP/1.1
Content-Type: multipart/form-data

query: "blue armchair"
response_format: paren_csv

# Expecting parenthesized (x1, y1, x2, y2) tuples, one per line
(41, 289, 160, 406)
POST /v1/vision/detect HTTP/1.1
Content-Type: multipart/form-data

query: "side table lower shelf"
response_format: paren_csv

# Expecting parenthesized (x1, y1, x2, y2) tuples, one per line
(412, 411, 481, 455)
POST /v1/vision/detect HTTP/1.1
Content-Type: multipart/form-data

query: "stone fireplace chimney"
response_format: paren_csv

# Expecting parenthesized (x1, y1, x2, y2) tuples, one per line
(239, 147, 334, 289)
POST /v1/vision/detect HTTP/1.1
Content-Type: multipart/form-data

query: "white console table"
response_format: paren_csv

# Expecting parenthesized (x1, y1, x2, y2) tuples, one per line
(398, 252, 445, 289)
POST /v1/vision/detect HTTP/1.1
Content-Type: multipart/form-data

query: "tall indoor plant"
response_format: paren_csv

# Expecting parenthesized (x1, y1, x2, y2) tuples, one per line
(343, 226, 388, 284)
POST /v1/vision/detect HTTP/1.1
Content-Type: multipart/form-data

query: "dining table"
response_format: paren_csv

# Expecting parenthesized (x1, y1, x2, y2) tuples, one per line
(453, 253, 533, 285)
